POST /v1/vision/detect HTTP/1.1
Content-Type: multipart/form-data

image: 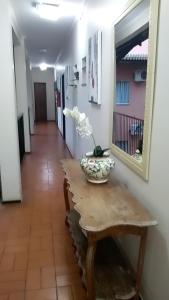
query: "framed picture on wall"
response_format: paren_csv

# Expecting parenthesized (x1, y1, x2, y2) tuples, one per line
(65, 65, 73, 100)
(88, 30, 102, 104)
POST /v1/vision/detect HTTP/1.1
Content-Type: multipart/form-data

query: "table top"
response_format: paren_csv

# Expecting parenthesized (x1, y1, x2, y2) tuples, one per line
(62, 159, 157, 232)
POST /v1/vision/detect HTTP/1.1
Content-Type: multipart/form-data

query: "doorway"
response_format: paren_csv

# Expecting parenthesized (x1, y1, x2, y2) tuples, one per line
(61, 75, 66, 140)
(34, 82, 47, 122)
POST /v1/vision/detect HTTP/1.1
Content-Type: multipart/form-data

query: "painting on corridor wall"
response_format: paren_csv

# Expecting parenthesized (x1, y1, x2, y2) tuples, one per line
(88, 30, 102, 104)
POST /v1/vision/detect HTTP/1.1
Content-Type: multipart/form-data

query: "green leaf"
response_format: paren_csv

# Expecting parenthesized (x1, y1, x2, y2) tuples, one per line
(93, 146, 110, 157)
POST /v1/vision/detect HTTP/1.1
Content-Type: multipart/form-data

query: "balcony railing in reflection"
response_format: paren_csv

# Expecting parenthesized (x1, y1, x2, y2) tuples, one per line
(113, 112, 144, 155)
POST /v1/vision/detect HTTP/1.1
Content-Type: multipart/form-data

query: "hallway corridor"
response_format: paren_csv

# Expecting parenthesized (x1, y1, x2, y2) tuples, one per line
(0, 123, 86, 300)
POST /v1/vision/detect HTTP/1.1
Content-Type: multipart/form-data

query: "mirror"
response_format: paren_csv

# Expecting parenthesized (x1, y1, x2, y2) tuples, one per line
(111, 0, 159, 180)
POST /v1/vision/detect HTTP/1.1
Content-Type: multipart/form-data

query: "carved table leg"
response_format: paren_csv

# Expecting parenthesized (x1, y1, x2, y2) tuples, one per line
(134, 227, 148, 300)
(63, 178, 70, 225)
(86, 238, 96, 300)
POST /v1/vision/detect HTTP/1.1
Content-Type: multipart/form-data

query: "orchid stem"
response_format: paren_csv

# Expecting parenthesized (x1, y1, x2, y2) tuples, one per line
(91, 134, 96, 148)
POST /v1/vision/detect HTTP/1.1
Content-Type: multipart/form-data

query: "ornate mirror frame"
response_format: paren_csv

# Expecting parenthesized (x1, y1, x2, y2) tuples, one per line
(111, 0, 160, 180)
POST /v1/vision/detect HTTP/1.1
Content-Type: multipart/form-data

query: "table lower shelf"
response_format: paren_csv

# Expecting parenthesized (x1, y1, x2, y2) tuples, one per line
(67, 209, 137, 300)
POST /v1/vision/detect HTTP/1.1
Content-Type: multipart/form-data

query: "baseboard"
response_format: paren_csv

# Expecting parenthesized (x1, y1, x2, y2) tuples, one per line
(1, 200, 22, 204)
(65, 143, 74, 158)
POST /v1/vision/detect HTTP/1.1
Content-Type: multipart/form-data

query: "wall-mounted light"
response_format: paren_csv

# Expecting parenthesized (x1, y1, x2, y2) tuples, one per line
(39, 62, 48, 71)
(56, 65, 65, 71)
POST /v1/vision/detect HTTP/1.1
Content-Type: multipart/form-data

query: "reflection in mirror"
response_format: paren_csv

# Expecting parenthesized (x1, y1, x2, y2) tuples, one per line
(112, 0, 150, 163)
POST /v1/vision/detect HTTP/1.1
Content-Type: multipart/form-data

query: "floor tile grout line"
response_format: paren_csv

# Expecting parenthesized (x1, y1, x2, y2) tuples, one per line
(0, 123, 86, 299)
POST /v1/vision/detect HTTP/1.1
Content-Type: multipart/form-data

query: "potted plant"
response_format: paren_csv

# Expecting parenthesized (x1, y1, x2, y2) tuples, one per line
(63, 107, 115, 183)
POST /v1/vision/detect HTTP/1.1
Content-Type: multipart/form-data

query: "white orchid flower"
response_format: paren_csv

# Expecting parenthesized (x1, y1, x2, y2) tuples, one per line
(76, 117, 93, 137)
(63, 108, 72, 117)
(71, 107, 80, 121)
(63, 106, 93, 140)
(78, 113, 86, 123)
(63, 106, 110, 157)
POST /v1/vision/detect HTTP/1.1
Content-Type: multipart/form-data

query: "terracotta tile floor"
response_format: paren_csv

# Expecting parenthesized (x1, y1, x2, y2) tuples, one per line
(0, 123, 87, 300)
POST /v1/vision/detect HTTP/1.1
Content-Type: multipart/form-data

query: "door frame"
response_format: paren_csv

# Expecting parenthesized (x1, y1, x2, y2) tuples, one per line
(61, 75, 66, 140)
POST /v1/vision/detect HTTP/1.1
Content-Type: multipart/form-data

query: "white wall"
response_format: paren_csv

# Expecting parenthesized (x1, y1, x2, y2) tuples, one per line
(112, 1, 169, 299)
(31, 68, 55, 121)
(58, 0, 169, 299)
(0, 0, 22, 201)
(58, 0, 132, 158)
(55, 33, 78, 154)
(14, 38, 31, 152)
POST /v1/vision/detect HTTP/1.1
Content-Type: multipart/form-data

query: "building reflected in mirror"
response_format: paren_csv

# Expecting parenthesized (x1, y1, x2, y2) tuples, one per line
(113, 29, 148, 158)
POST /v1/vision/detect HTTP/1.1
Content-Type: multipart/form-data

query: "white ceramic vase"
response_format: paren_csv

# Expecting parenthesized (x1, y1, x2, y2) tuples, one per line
(80, 153, 115, 184)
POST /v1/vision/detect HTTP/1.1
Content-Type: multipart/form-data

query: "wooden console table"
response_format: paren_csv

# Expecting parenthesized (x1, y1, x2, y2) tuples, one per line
(62, 159, 157, 300)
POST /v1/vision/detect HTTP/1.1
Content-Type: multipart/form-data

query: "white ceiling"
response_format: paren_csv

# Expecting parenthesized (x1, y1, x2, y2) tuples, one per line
(10, 0, 85, 66)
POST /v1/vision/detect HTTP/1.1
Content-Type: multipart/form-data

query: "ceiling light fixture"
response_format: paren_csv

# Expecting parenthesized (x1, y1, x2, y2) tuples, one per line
(39, 62, 48, 71)
(33, 2, 61, 21)
(32, 1, 84, 21)
(39, 48, 47, 53)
